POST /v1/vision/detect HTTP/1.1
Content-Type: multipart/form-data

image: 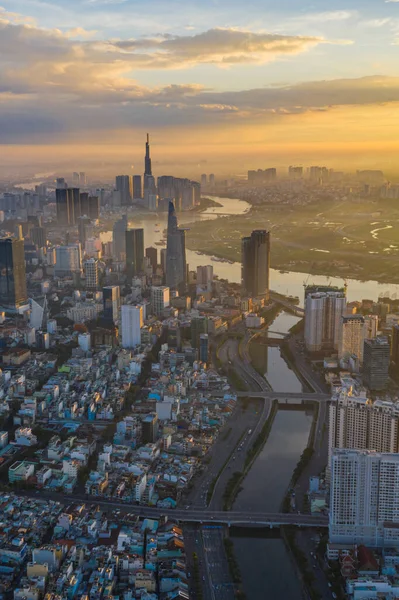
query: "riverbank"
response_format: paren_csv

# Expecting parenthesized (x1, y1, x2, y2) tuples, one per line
(185, 194, 399, 285)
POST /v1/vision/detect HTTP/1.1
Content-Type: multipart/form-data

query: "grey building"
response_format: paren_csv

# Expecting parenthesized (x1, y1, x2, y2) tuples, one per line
(0, 238, 28, 309)
(241, 229, 270, 298)
(126, 228, 144, 280)
(165, 201, 186, 293)
(363, 336, 390, 390)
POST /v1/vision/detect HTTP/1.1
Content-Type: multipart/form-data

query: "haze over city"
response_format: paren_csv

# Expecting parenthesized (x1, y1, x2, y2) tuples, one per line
(3, 2, 399, 600)
(1, 0, 399, 175)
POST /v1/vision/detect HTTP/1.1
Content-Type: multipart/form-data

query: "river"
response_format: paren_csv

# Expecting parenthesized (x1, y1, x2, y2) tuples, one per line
(231, 309, 311, 599)
(101, 195, 399, 303)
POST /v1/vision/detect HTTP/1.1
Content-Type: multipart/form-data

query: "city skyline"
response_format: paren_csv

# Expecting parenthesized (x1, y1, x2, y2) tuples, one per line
(1, 1, 399, 172)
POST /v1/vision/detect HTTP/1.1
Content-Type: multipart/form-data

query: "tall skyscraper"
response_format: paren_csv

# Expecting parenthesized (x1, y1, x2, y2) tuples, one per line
(113, 215, 128, 261)
(144, 133, 152, 177)
(55, 188, 69, 226)
(363, 337, 390, 390)
(0, 238, 28, 309)
(165, 201, 186, 292)
(115, 175, 132, 206)
(241, 230, 270, 299)
(133, 175, 142, 200)
(338, 315, 366, 362)
(330, 449, 399, 547)
(103, 285, 120, 323)
(304, 287, 347, 352)
(126, 229, 144, 280)
(201, 174, 207, 186)
(121, 304, 143, 348)
(145, 247, 157, 272)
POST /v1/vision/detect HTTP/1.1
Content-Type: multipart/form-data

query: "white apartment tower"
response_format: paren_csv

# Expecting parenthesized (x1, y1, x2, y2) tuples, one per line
(330, 449, 399, 547)
(328, 390, 399, 470)
(338, 315, 366, 362)
(151, 286, 170, 317)
(121, 305, 143, 348)
(304, 287, 347, 352)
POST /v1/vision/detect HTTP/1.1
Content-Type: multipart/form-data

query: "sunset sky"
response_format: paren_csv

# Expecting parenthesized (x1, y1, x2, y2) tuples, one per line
(1, 0, 399, 175)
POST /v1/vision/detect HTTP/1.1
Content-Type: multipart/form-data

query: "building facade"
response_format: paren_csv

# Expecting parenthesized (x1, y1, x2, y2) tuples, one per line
(328, 390, 399, 469)
(126, 229, 144, 281)
(330, 449, 399, 547)
(103, 286, 120, 322)
(0, 237, 28, 309)
(121, 304, 143, 348)
(363, 337, 390, 391)
(84, 258, 99, 290)
(304, 287, 347, 352)
(165, 202, 186, 292)
(151, 286, 170, 316)
(115, 175, 132, 206)
(338, 315, 366, 362)
(241, 230, 270, 299)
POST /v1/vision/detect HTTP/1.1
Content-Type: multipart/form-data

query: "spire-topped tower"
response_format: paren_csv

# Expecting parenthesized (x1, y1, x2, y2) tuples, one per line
(144, 133, 152, 177)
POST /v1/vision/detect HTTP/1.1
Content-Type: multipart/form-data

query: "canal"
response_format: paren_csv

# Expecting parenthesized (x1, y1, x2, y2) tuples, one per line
(231, 311, 312, 599)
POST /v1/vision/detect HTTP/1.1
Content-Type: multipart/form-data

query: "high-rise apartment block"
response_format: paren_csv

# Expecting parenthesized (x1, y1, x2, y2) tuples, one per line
(241, 230, 270, 299)
(328, 388, 399, 470)
(151, 286, 170, 316)
(121, 304, 143, 348)
(103, 286, 120, 323)
(338, 315, 365, 362)
(330, 449, 399, 547)
(304, 286, 347, 352)
(84, 258, 99, 290)
(126, 229, 144, 280)
(0, 238, 28, 309)
(247, 169, 277, 183)
(363, 337, 390, 390)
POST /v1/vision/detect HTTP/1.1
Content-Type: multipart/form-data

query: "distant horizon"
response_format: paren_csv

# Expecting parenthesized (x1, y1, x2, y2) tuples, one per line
(1, 0, 399, 173)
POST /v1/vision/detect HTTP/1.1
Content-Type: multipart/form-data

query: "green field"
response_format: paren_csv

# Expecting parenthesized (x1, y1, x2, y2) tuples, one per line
(185, 196, 399, 283)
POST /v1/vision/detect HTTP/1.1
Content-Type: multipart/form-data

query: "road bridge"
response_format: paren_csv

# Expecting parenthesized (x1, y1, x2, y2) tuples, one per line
(62, 496, 328, 528)
(19, 492, 328, 528)
(236, 391, 330, 402)
(210, 390, 330, 402)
